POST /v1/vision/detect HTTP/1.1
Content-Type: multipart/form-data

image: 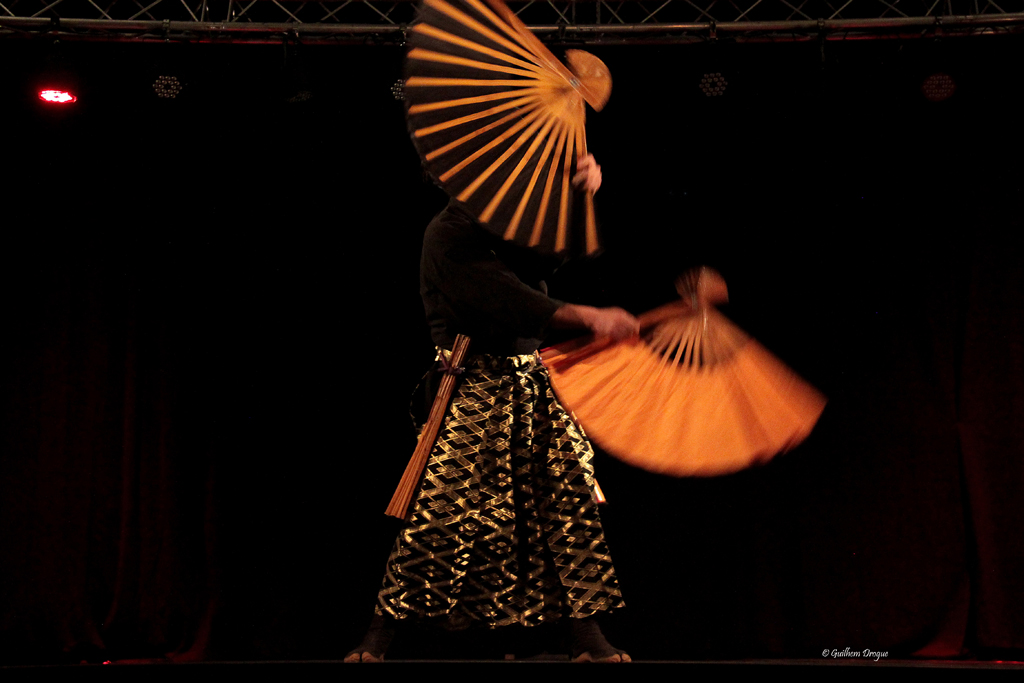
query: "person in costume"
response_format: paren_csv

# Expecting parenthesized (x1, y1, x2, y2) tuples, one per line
(347, 156, 636, 663)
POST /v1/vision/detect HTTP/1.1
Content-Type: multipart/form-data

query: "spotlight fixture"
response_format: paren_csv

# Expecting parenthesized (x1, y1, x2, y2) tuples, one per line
(38, 89, 77, 104)
(921, 73, 955, 102)
(35, 40, 80, 106)
(699, 72, 728, 97)
(286, 88, 313, 104)
(391, 79, 406, 101)
(282, 39, 313, 104)
(153, 75, 183, 99)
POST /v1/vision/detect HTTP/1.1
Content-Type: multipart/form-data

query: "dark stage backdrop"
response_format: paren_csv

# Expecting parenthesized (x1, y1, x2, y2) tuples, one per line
(0, 34, 1021, 664)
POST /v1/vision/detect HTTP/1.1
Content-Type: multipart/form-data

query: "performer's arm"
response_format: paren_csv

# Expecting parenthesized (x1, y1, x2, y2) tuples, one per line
(551, 304, 638, 342)
(425, 154, 613, 342)
(553, 155, 636, 341)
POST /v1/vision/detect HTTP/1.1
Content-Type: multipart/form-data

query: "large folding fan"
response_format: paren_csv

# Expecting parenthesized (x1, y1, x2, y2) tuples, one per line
(541, 268, 827, 477)
(404, 0, 610, 254)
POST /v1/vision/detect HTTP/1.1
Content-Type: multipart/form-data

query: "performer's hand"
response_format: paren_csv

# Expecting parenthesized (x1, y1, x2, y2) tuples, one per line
(587, 306, 639, 342)
(573, 154, 602, 194)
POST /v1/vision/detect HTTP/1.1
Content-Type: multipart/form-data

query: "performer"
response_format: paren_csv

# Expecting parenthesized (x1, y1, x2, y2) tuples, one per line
(347, 156, 636, 663)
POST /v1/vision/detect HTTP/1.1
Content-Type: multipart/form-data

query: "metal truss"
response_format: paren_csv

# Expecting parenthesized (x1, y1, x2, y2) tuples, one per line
(1, 0, 1023, 43)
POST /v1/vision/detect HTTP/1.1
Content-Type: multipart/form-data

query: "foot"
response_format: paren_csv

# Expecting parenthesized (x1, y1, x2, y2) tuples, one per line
(573, 650, 631, 663)
(343, 650, 385, 663)
(345, 613, 395, 663)
(570, 616, 631, 663)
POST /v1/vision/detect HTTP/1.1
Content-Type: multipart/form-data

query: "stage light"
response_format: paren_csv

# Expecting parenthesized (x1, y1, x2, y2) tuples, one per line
(921, 73, 955, 102)
(286, 88, 312, 104)
(153, 75, 183, 99)
(699, 72, 728, 97)
(391, 79, 406, 101)
(282, 39, 313, 104)
(34, 40, 82, 108)
(39, 89, 77, 104)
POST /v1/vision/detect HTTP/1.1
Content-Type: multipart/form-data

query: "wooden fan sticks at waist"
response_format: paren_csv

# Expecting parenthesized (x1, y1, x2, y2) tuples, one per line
(386, 334, 472, 520)
(404, 0, 610, 254)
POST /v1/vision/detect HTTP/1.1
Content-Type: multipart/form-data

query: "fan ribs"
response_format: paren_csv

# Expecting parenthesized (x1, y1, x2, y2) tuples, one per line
(482, 113, 557, 223)
(505, 118, 562, 242)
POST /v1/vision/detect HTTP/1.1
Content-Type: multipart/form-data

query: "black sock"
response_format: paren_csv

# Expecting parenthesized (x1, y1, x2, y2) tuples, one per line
(570, 616, 622, 660)
(349, 612, 397, 659)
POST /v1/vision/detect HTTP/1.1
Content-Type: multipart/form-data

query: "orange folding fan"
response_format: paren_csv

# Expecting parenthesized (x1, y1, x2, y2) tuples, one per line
(404, 0, 610, 254)
(541, 268, 826, 477)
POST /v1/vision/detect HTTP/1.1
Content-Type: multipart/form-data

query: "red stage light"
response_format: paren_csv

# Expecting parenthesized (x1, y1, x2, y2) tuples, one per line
(39, 89, 77, 104)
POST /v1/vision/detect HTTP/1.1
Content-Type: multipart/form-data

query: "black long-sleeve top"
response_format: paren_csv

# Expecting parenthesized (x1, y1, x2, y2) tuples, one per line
(421, 201, 564, 355)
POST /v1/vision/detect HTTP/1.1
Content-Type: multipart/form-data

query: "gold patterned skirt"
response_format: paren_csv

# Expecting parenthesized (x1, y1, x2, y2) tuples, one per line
(377, 352, 625, 628)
